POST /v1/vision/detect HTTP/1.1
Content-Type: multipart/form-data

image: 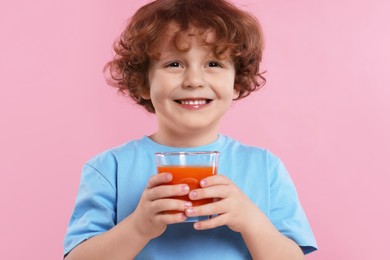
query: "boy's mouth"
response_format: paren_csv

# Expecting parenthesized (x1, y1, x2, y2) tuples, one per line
(174, 99, 212, 105)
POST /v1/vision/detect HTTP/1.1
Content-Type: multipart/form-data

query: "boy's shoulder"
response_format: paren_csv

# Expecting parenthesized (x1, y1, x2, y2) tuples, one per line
(224, 136, 275, 155)
(224, 136, 266, 152)
(85, 136, 148, 167)
(223, 136, 283, 167)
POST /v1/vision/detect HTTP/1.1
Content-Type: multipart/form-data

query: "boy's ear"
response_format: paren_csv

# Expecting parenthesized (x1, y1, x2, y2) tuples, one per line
(233, 86, 240, 99)
(140, 88, 151, 100)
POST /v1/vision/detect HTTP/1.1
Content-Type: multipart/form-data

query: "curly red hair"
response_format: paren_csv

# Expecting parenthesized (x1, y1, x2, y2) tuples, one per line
(104, 0, 266, 113)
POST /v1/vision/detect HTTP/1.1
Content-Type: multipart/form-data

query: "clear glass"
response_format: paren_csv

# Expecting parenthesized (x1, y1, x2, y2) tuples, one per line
(155, 151, 219, 222)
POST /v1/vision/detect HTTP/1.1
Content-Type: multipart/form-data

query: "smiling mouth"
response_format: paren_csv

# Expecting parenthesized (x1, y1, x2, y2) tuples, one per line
(174, 99, 212, 105)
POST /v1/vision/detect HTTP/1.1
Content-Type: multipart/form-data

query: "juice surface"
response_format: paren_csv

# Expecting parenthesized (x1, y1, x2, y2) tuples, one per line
(157, 166, 217, 207)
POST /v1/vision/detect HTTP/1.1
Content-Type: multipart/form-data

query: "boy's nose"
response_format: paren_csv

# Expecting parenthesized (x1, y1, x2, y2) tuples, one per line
(182, 67, 204, 89)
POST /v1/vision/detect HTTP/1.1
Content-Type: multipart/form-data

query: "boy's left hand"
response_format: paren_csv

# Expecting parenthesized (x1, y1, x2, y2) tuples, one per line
(184, 175, 262, 234)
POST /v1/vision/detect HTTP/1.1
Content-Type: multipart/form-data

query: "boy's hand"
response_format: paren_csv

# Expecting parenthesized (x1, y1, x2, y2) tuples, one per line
(184, 175, 304, 259)
(184, 175, 262, 234)
(130, 173, 192, 240)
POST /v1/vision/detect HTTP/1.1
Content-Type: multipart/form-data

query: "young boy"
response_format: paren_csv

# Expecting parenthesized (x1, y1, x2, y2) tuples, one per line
(64, 0, 317, 259)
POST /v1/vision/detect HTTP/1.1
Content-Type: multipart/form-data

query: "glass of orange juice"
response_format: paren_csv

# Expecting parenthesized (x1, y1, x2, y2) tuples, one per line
(155, 151, 219, 221)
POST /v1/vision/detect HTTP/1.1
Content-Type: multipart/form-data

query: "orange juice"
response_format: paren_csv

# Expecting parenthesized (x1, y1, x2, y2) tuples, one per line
(157, 165, 217, 209)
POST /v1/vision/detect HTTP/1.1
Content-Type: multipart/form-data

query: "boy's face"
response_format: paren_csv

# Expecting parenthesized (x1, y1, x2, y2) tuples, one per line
(144, 26, 238, 145)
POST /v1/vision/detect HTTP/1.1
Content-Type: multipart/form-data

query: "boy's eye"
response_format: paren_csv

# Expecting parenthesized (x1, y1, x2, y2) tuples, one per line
(167, 62, 181, 67)
(208, 61, 221, 67)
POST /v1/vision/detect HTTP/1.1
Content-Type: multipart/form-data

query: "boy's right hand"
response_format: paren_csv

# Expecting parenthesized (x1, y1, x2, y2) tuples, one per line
(130, 173, 192, 240)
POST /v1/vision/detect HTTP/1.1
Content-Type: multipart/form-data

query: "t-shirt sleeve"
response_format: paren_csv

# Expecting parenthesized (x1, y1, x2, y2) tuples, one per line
(63, 163, 117, 256)
(269, 157, 318, 254)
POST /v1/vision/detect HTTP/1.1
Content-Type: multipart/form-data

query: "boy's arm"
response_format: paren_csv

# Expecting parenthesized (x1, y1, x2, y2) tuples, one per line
(240, 209, 304, 260)
(185, 174, 307, 259)
(243, 158, 317, 258)
(66, 172, 191, 259)
(65, 213, 150, 260)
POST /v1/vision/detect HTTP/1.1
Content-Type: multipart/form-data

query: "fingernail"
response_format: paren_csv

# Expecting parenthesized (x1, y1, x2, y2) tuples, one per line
(184, 201, 192, 208)
(194, 222, 201, 229)
(189, 191, 197, 199)
(186, 208, 194, 215)
(200, 180, 207, 187)
(182, 185, 189, 193)
(165, 173, 172, 181)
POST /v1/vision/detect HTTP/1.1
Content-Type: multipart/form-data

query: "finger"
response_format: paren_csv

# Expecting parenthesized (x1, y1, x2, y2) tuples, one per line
(185, 200, 225, 218)
(155, 212, 188, 225)
(147, 184, 190, 201)
(152, 198, 193, 214)
(189, 185, 229, 201)
(146, 173, 172, 188)
(193, 213, 228, 230)
(199, 174, 231, 188)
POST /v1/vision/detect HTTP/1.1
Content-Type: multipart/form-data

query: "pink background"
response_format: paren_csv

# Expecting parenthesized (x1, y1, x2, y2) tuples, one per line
(1, 0, 389, 259)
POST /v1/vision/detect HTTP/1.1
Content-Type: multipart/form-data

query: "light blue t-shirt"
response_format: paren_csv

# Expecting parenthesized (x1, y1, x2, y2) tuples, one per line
(64, 135, 317, 258)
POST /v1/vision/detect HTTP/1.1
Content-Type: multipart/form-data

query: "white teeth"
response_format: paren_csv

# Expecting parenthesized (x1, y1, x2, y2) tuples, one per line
(180, 100, 207, 105)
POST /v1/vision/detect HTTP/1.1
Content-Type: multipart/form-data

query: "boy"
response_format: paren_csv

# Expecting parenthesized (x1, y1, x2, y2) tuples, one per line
(64, 0, 317, 259)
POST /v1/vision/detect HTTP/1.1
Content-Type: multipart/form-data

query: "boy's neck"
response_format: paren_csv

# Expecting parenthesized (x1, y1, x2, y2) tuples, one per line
(149, 130, 219, 148)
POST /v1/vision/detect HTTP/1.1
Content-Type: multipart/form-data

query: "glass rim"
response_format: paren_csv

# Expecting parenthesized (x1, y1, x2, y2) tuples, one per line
(155, 151, 220, 156)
